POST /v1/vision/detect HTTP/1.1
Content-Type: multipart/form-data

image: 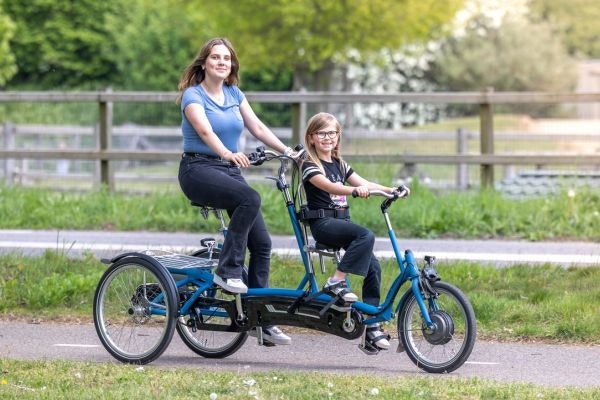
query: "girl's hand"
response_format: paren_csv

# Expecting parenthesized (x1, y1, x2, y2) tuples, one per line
(394, 185, 411, 197)
(353, 185, 370, 198)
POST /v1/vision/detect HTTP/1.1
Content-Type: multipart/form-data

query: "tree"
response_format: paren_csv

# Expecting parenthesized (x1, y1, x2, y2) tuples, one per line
(204, 0, 463, 90)
(0, 2, 17, 86)
(105, 0, 212, 92)
(529, 0, 600, 58)
(426, 14, 576, 92)
(3, 0, 119, 88)
(425, 14, 577, 116)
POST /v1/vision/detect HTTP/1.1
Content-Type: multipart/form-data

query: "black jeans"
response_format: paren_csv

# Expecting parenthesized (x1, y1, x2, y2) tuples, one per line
(309, 217, 382, 307)
(178, 155, 271, 288)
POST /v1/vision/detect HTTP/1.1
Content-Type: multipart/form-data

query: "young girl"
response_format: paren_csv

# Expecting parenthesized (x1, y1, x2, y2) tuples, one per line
(301, 112, 405, 350)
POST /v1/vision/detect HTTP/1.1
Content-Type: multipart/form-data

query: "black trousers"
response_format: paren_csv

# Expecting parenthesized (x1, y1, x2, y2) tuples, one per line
(309, 217, 382, 307)
(178, 155, 271, 288)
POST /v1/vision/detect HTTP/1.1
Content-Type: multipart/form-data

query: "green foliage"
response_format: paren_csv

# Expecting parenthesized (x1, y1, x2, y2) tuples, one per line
(2, 359, 599, 399)
(205, 0, 463, 88)
(0, 1, 17, 86)
(0, 183, 599, 241)
(427, 14, 577, 93)
(529, 0, 600, 58)
(0, 251, 103, 315)
(3, 0, 119, 88)
(104, 0, 203, 91)
(439, 262, 600, 343)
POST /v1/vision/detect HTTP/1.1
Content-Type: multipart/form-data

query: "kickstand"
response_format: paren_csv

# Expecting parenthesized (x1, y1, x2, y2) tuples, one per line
(256, 327, 264, 346)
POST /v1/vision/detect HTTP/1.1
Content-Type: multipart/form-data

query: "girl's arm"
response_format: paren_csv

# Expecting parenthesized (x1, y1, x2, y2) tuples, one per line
(239, 99, 291, 154)
(347, 171, 396, 193)
(308, 174, 370, 198)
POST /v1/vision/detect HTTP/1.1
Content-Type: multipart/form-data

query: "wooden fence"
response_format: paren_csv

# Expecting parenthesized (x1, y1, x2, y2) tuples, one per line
(1, 90, 600, 191)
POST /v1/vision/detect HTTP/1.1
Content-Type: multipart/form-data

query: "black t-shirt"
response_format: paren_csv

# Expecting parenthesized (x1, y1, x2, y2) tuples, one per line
(301, 157, 354, 210)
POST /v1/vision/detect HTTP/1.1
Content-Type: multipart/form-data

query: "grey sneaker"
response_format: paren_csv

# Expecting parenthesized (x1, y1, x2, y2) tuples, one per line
(249, 325, 292, 345)
(213, 274, 248, 294)
(366, 324, 390, 350)
(323, 278, 358, 303)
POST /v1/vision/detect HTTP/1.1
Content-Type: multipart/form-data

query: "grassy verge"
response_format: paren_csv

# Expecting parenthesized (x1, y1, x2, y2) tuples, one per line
(1, 184, 599, 241)
(1, 251, 599, 344)
(1, 359, 599, 400)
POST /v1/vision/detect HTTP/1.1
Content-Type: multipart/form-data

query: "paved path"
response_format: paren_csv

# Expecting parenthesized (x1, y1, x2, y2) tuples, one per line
(1, 321, 599, 388)
(1, 229, 599, 266)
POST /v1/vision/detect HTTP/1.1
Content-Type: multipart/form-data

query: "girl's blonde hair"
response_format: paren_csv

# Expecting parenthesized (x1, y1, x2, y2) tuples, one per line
(176, 38, 240, 104)
(303, 112, 343, 173)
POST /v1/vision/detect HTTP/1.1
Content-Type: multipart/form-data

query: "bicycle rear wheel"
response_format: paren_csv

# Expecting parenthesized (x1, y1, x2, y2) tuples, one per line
(176, 286, 248, 358)
(397, 281, 476, 373)
(178, 248, 248, 357)
(93, 257, 178, 364)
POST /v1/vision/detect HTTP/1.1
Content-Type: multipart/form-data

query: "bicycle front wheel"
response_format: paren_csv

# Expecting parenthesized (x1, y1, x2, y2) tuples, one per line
(93, 257, 178, 364)
(398, 281, 476, 373)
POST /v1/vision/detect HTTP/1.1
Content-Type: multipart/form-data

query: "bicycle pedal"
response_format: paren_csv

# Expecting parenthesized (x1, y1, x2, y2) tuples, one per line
(358, 342, 380, 356)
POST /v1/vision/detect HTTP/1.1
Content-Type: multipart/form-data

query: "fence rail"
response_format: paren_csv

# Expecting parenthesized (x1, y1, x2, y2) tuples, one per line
(2, 90, 600, 191)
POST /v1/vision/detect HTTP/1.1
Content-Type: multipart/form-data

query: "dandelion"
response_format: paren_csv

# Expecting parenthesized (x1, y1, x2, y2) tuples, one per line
(135, 366, 144, 372)
(243, 378, 256, 386)
(567, 189, 576, 198)
(327, 382, 334, 388)
(370, 387, 380, 396)
(74, 372, 82, 379)
(1, 379, 7, 385)
(209, 393, 218, 400)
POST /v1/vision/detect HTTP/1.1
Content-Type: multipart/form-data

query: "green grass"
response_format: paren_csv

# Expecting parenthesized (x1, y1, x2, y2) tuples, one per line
(1, 251, 599, 344)
(1, 183, 599, 241)
(1, 359, 598, 399)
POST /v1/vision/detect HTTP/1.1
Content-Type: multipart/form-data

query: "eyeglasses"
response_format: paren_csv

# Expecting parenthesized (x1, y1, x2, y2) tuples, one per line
(312, 130, 339, 139)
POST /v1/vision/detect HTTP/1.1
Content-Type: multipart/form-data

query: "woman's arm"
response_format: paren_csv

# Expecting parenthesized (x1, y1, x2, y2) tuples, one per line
(239, 99, 290, 154)
(184, 103, 250, 167)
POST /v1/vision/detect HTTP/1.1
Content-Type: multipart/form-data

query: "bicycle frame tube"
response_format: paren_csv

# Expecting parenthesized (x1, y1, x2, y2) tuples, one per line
(287, 204, 319, 291)
(383, 206, 435, 328)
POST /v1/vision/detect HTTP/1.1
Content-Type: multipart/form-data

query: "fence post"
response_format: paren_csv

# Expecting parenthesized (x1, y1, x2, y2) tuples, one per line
(2, 122, 15, 185)
(456, 128, 469, 190)
(479, 88, 495, 189)
(99, 88, 114, 191)
(291, 88, 306, 146)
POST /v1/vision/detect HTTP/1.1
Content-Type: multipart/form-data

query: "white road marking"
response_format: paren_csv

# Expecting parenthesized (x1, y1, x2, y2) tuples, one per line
(0, 241, 598, 265)
(53, 344, 100, 348)
(465, 361, 500, 365)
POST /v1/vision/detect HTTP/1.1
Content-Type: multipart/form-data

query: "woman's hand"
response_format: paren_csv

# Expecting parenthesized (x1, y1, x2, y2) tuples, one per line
(224, 151, 250, 168)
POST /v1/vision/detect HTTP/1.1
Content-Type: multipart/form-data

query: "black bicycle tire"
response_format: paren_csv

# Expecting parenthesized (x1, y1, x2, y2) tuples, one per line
(397, 280, 476, 373)
(93, 257, 178, 364)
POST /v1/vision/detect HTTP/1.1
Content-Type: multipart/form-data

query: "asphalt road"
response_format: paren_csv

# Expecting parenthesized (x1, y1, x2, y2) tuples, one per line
(1, 229, 599, 266)
(1, 321, 599, 388)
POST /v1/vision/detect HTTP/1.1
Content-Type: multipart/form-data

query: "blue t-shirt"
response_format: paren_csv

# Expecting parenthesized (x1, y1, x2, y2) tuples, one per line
(180, 84, 245, 155)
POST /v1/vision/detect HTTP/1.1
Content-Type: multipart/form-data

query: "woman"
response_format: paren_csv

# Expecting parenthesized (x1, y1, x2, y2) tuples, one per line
(176, 38, 293, 345)
(301, 112, 407, 350)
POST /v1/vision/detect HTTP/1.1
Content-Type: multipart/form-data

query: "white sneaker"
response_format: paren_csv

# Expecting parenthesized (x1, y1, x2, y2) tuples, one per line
(366, 324, 390, 350)
(213, 274, 248, 293)
(323, 278, 358, 303)
(249, 325, 292, 345)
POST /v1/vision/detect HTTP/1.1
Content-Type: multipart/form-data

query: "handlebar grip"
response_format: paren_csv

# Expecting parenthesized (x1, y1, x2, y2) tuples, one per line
(351, 189, 358, 198)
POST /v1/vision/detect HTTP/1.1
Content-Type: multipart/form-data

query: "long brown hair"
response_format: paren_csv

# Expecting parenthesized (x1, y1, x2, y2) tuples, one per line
(176, 38, 240, 104)
(303, 112, 343, 173)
